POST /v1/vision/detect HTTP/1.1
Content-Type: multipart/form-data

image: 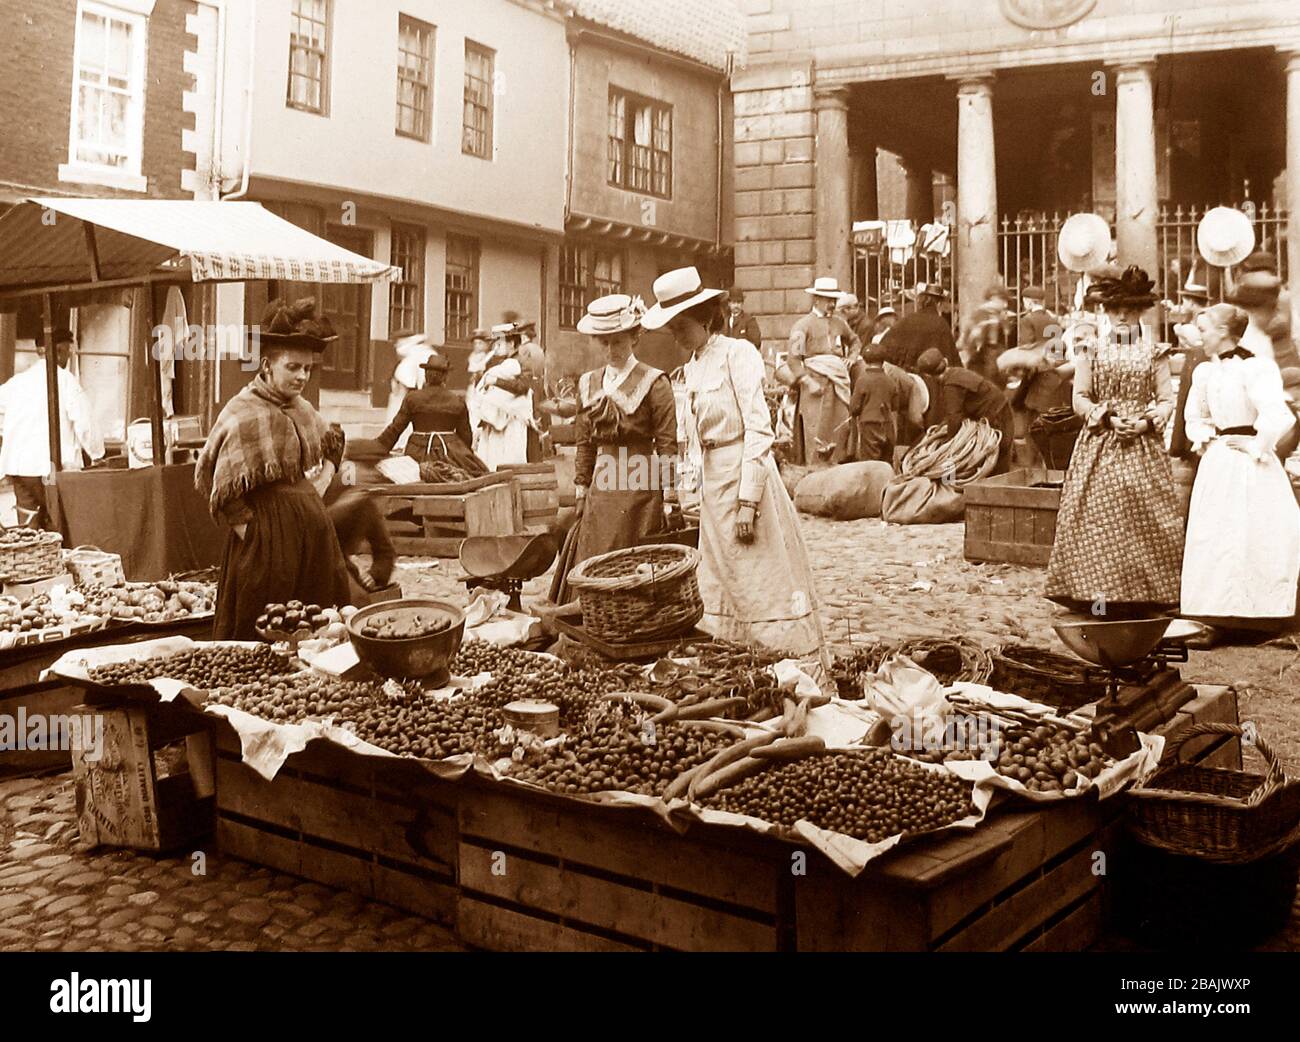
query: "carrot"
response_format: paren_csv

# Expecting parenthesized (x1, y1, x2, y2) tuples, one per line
(675, 696, 748, 720)
(687, 731, 780, 802)
(675, 719, 746, 738)
(747, 705, 779, 723)
(751, 735, 826, 761)
(663, 761, 708, 801)
(695, 756, 769, 799)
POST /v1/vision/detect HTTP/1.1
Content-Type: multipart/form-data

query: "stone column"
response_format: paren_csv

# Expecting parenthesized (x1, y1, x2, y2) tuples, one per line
(814, 85, 853, 288)
(955, 74, 998, 328)
(1286, 52, 1300, 339)
(1113, 62, 1159, 275)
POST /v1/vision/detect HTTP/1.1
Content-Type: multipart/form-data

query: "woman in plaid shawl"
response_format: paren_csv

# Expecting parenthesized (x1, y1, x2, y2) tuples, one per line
(196, 299, 351, 639)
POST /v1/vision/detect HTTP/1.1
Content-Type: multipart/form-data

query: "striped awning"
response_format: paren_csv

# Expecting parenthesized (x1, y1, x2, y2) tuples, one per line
(0, 198, 401, 291)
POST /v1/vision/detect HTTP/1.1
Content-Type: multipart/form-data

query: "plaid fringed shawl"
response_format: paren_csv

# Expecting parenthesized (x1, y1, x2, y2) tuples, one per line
(195, 375, 326, 517)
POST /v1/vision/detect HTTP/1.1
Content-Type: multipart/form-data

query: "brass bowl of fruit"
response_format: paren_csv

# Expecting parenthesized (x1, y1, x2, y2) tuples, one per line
(346, 598, 465, 683)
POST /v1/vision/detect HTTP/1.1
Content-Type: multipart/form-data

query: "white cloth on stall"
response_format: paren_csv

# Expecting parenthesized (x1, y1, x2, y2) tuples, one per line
(919, 222, 951, 257)
(1181, 354, 1300, 620)
(0, 362, 104, 476)
(885, 219, 916, 265)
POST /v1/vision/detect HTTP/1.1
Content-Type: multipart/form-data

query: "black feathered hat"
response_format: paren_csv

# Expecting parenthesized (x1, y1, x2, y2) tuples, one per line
(257, 297, 338, 352)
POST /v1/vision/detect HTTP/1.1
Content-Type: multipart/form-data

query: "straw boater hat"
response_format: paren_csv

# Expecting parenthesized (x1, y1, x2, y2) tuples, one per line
(837, 292, 860, 309)
(576, 293, 645, 336)
(1197, 207, 1255, 268)
(805, 276, 843, 299)
(874, 305, 897, 318)
(640, 267, 726, 330)
(1057, 213, 1111, 274)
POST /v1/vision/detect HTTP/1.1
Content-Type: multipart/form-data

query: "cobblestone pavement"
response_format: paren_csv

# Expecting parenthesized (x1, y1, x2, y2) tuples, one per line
(2, 516, 1297, 951)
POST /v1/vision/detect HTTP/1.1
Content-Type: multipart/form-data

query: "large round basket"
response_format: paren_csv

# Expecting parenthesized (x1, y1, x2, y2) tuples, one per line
(1126, 723, 1300, 864)
(990, 643, 1102, 712)
(567, 543, 702, 644)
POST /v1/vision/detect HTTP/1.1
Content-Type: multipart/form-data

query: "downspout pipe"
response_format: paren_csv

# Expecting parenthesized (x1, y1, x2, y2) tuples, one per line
(221, 2, 255, 200)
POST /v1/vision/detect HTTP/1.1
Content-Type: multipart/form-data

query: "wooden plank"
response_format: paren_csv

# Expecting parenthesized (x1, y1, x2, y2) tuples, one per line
(217, 817, 375, 895)
(371, 862, 457, 924)
(459, 786, 779, 914)
(364, 473, 509, 496)
(459, 842, 777, 951)
(1035, 507, 1057, 547)
(462, 483, 518, 537)
(796, 862, 930, 951)
(1020, 889, 1104, 952)
(923, 801, 1104, 940)
(964, 538, 1051, 566)
(391, 536, 463, 557)
(938, 843, 1099, 951)
(215, 758, 455, 874)
(412, 495, 471, 520)
(458, 896, 642, 952)
(989, 507, 1016, 549)
(874, 819, 1015, 888)
(964, 506, 990, 545)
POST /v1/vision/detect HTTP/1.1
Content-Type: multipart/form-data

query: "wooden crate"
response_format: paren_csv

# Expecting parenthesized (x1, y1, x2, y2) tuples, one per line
(457, 783, 788, 951)
(212, 722, 459, 925)
(71, 703, 215, 852)
(371, 473, 520, 557)
(964, 467, 1065, 566)
(498, 462, 559, 532)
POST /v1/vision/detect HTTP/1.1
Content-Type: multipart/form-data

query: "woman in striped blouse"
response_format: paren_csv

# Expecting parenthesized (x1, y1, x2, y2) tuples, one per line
(642, 268, 826, 660)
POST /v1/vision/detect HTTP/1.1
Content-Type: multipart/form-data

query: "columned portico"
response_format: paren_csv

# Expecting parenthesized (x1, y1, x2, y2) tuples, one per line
(814, 84, 853, 288)
(954, 74, 998, 328)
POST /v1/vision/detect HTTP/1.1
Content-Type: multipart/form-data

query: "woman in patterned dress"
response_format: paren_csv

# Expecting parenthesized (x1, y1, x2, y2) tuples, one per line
(642, 267, 826, 661)
(1045, 267, 1183, 615)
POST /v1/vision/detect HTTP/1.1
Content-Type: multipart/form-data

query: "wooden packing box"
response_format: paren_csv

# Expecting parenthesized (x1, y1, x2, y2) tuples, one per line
(368, 472, 520, 558)
(70, 703, 215, 852)
(211, 720, 459, 925)
(498, 461, 560, 533)
(964, 467, 1065, 566)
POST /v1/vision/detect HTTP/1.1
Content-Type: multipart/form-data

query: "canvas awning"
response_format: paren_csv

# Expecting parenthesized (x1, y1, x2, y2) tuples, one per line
(0, 197, 401, 291)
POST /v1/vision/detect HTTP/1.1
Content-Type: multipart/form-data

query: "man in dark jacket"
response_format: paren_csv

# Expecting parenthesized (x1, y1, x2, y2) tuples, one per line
(881, 283, 960, 372)
(723, 287, 762, 349)
(917, 348, 1015, 475)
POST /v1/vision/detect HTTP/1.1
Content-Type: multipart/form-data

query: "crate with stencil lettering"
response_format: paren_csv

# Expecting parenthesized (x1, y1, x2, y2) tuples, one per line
(70, 703, 215, 852)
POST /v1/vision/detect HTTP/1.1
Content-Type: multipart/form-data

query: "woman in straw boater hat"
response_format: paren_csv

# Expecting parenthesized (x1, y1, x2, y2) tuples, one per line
(473, 322, 539, 469)
(196, 298, 352, 639)
(1045, 266, 1184, 616)
(1180, 303, 1300, 645)
(375, 347, 487, 481)
(643, 267, 826, 660)
(548, 294, 678, 605)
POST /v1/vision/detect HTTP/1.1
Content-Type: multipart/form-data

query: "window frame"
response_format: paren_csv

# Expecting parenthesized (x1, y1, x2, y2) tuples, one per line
(444, 234, 480, 343)
(59, 0, 150, 193)
(396, 13, 435, 143)
(388, 223, 426, 336)
(462, 40, 494, 160)
(286, 0, 331, 116)
(607, 86, 672, 199)
(559, 240, 627, 330)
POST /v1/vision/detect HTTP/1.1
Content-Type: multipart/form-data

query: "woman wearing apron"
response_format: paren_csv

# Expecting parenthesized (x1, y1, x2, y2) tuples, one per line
(375, 348, 487, 480)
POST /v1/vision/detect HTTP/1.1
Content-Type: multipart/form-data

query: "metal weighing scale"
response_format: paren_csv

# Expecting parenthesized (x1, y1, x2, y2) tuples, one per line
(457, 532, 559, 612)
(1052, 616, 1197, 758)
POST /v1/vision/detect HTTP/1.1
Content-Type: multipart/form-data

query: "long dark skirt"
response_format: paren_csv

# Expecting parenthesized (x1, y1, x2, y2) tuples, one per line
(213, 479, 352, 640)
(404, 431, 488, 477)
(549, 447, 668, 605)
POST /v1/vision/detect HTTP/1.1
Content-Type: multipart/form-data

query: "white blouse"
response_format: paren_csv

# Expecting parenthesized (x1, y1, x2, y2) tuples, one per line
(1184, 354, 1296, 456)
(682, 333, 773, 503)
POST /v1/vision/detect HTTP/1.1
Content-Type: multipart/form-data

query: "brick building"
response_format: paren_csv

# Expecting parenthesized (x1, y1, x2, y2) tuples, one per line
(0, 0, 215, 439)
(732, 0, 1300, 355)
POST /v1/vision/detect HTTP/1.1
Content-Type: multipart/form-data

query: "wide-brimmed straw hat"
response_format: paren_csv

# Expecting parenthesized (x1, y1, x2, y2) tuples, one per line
(805, 276, 843, 299)
(576, 293, 645, 336)
(1197, 207, 1255, 268)
(1057, 213, 1111, 273)
(640, 267, 726, 330)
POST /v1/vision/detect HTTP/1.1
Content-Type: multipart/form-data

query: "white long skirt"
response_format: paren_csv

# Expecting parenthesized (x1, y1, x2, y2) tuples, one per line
(697, 441, 826, 662)
(475, 419, 529, 472)
(1181, 435, 1300, 621)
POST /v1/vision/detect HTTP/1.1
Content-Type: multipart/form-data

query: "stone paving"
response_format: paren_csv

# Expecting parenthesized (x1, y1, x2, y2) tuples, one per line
(2, 516, 1297, 951)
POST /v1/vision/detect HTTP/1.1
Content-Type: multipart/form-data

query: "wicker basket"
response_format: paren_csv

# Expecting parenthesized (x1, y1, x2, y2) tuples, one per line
(990, 643, 1103, 712)
(567, 543, 703, 644)
(0, 529, 64, 583)
(64, 545, 126, 588)
(1127, 722, 1300, 864)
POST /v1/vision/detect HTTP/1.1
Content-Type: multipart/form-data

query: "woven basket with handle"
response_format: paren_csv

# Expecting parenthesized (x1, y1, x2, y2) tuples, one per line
(567, 543, 702, 644)
(0, 529, 63, 583)
(1126, 722, 1300, 864)
(64, 545, 126, 588)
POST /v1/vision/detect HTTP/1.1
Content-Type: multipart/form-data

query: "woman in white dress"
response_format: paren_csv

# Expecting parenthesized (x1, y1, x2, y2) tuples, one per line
(472, 326, 535, 471)
(1181, 303, 1300, 641)
(642, 267, 826, 662)
(464, 327, 492, 436)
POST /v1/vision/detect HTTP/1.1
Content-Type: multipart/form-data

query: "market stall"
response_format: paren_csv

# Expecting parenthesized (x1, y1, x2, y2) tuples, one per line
(0, 197, 400, 576)
(39, 605, 1279, 951)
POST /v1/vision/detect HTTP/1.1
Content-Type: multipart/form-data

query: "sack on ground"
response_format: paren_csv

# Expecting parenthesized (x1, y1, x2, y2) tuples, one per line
(880, 474, 965, 524)
(793, 461, 895, 520)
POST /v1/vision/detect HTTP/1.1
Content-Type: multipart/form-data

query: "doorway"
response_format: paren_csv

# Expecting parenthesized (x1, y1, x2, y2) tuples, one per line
(319, 225, 373, 390)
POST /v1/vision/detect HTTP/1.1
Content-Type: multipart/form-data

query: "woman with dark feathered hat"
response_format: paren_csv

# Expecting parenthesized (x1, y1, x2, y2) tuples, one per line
(1045, 266, 1184, 615)
(196, 298, 352, 639)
